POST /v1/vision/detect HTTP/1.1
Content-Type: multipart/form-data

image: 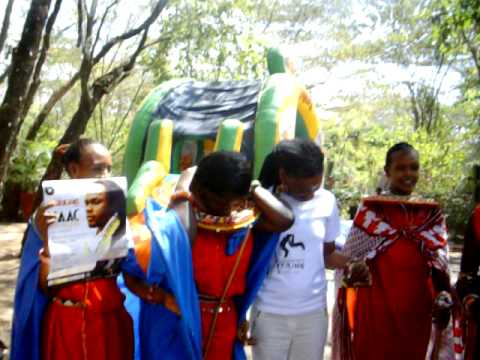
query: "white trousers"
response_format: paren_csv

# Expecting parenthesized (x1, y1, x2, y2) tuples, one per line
(250, 306, 328, 360)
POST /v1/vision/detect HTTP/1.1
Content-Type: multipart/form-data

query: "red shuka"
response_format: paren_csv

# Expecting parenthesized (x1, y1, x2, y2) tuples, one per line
(42, 278, 133, 360)
(351, 202, 441, 360)
(192, 228, 253, 360)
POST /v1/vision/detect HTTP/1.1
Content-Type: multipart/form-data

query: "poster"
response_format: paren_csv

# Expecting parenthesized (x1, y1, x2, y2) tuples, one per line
(42, 177, 128, 286)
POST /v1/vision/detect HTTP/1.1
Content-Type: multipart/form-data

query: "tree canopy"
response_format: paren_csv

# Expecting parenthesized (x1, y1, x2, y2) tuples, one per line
(0, 0, 477, 238)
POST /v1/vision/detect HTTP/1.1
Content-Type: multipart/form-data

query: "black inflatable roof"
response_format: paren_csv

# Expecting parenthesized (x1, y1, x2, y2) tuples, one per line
(153, 79, 262, 138)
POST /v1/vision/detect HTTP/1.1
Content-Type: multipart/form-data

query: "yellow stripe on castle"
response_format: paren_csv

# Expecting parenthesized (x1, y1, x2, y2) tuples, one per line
(156, 119, 173, 174)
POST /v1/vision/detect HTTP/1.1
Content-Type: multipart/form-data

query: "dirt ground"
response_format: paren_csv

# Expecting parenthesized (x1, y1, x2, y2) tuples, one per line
(0, 223, 462, 359)
(0, 223, 26, 356)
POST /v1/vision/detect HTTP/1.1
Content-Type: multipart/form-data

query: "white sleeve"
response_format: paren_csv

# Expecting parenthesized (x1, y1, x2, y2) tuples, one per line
(325, 198, 340, 243)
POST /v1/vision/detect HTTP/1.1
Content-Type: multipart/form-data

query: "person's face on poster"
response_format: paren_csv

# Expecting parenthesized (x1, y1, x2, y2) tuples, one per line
(85, 184, 109, 230)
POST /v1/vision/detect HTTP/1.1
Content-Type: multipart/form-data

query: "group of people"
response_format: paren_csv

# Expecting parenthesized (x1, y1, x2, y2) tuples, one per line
(9, 136, 480, 360)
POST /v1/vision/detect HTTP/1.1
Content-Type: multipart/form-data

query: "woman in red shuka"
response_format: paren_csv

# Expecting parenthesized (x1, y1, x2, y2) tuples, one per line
(332, 142, 457, 360)
(11, 138, 133, 360)
(175, 151, 293, 359)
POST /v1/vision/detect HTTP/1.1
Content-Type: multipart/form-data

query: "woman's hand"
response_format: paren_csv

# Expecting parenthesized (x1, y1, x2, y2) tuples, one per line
(124, 274, 181, 316)
(463, 294, 480, 319)
(343, 260, 371, 287)
(38, 247, 51, 293)
(251, 184, 294, 232)
(34, 201, 58, 247)
(237, 320, 256, 346)
(144, 285, 181, 316)
(163, 292, 181, 316)
(169, 166, 197, 243)
(432, 291, 453, 330)
(175, 166, 197, 193)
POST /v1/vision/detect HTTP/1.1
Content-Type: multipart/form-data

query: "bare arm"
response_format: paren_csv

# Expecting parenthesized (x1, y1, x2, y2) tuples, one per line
(324, 242, 371, 285)
(252, 185, 294, 233)
(34, 201, 57, 293)
(168, 167, 197, 244)
(123, 273, 180, 315)
(324, 242, 349, 269)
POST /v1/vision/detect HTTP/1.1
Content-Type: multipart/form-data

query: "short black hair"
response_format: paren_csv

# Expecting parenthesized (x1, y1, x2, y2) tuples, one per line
(259, 139, 324, 189)
(62, 138, 97, 169)
(191, 151, 252, 197)
(385, 142, 418, 167)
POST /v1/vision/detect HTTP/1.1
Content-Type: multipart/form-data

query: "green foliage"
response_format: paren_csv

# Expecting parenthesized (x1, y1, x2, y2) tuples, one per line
(324, 108, 477, 239)
(142, 0, 266, 82)
(2, 0, 477, 238)
(430, 0, 480, 115)
(9, 140, 55, 192)
(85, 69, 151, 175)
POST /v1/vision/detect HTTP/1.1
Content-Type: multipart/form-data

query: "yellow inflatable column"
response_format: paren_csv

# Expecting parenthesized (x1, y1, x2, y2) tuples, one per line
(214, 119, 244, 152)
(126, 161, 167, 215)
(144, 119, 173, 174)
(297, 88, 321, 142)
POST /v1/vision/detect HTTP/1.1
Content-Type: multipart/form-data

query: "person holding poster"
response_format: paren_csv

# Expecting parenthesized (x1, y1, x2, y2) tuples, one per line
(10, 138, 133, 360)
(42, 176, 128, 285)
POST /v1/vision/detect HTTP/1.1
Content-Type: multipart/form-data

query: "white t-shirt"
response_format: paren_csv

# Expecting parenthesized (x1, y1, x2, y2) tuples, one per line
(255, 188, 340, 315)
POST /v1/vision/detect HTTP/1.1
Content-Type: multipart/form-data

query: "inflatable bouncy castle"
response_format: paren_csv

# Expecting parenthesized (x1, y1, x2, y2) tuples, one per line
(120, 48, 324, 360)
(123, 48, 322, 217)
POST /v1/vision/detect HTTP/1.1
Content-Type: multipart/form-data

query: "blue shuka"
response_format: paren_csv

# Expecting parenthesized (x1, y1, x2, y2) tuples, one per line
(10, 223, 48, 360)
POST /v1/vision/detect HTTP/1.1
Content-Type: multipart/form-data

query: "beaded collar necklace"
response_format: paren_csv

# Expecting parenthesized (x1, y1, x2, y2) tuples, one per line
(194, 206, 259, 232)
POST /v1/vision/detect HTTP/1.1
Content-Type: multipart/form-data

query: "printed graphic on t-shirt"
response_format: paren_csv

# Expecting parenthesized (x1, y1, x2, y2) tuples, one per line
(275, 233, 305, 273)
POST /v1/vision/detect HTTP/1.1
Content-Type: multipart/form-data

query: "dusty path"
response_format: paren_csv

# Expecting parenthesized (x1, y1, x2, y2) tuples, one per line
(0, 223, 26, 355)
(0, 223, 462, 359)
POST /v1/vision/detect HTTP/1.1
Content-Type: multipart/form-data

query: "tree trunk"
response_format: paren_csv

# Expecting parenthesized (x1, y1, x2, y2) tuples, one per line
(41, 94, 95, 182)
(26, 71, 80, 141)
(34, 0, 166, 209)
(22, 0, 63, 120)
(0, 0, 15, 56)
(0, 0, 52, 188)
(0, 180, 21, 221)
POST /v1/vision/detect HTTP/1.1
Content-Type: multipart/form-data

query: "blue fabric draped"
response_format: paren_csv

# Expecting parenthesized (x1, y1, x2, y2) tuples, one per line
(119, 246, 146, 360)
(122, 199, 202, 360)
(10, 223, 48, 360)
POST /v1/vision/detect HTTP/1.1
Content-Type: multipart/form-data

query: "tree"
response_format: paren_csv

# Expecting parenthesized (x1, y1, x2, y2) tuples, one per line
(0, 0, 15, 57)
(0, 0, 55, 188)
(0, 0, 15, 84)
(142, 0, 266, 83)
(38, 0, 167, 189)
(431, 0, 480, 84)
(430, 0, 480, 135)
